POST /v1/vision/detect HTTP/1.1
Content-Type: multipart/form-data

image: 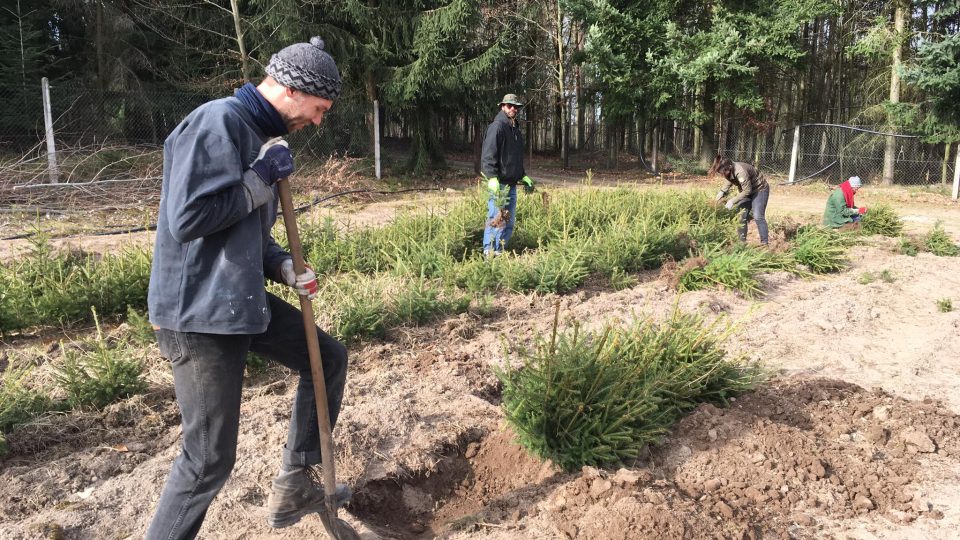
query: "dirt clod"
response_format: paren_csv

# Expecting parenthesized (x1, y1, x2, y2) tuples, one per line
(900, 428, 937, 453)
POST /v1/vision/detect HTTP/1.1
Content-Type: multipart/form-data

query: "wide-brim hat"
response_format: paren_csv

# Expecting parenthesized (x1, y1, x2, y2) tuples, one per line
(498, 94, 524, 107)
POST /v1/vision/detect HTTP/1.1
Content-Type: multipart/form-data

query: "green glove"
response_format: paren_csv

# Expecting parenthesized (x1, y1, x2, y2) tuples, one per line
(487, 177, 500, 193)
(520, 175, 535, 193)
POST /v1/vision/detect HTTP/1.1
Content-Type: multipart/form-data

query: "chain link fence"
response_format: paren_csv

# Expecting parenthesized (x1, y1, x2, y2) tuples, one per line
(510, 109, 956, 188)
(0, 80, 371, 211)
(0, 81, 369, 169)
(718, 123, 956, 187)
(0, 83, 216, 151)
(1, 79, 955, 194)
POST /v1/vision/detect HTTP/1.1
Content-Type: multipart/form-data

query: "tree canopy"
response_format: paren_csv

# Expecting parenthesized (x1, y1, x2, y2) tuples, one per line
(1, 0, 958, 168)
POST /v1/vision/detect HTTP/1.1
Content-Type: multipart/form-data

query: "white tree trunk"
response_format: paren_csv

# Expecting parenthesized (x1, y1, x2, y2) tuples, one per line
(229, 0, 250, 82)
(882, 0, 908, 185)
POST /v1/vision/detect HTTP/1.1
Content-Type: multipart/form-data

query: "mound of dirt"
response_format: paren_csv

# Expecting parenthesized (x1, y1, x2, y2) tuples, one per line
(3, 233, 960, 539)
(441, 379, 959, 540)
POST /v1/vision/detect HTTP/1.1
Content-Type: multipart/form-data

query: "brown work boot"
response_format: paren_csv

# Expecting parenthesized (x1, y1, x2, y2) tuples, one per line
(266, 466, 352, 528)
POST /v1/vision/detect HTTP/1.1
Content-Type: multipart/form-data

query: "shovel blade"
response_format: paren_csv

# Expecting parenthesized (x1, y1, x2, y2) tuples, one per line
(318, 510, 361, 540)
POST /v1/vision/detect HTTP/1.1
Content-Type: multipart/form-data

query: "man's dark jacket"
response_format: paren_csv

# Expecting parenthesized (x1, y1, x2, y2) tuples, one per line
(481, 110, 526, 185)
(148, 97, 289, 335)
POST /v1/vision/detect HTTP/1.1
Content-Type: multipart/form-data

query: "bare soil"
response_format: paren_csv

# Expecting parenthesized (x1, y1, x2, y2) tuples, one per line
(2, 179, 959, 540)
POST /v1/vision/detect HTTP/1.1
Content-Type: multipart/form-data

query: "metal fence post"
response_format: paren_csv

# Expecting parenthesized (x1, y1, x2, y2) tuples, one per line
(952, 143, 959, 201)
(787, 125, 800, 184)
(652, 122, 659, 175)
(41, 77, 59, 183)
(373, 100, 381, 180)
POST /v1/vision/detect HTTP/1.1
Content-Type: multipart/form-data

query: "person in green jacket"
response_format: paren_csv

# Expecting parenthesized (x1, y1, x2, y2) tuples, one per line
(823, 176, 867, 230)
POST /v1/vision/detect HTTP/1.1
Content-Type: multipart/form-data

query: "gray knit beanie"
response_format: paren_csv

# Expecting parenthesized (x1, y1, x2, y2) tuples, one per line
(265, 37, 342, 100)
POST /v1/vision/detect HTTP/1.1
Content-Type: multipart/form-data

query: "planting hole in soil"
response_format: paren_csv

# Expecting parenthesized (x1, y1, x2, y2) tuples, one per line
(349, 429, 551, 538)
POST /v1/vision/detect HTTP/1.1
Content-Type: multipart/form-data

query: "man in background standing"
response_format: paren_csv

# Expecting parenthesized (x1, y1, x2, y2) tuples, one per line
(481, 93, 535, 256)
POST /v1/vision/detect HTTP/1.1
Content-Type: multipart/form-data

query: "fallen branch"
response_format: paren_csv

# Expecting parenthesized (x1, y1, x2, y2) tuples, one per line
(12, 177, 162, 189)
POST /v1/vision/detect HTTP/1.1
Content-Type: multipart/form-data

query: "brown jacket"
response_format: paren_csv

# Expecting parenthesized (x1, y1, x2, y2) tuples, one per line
(718, 162, 769, 205)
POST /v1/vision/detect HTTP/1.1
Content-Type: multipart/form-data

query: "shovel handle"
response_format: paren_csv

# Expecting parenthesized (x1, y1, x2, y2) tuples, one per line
(276, 179, 340, 518)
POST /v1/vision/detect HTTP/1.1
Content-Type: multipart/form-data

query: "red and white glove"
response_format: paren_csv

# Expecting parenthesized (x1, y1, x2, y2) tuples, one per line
(280, 259, 319, 300)
(858, 206, 867, 215)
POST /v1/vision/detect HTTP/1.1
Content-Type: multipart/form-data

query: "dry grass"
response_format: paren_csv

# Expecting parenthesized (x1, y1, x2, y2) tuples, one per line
(659, 256, 708, 290)
(1, 143, 163, 212)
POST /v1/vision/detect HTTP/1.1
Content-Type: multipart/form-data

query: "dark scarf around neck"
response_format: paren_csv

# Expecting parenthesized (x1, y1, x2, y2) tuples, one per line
(234, 82, 288, 138)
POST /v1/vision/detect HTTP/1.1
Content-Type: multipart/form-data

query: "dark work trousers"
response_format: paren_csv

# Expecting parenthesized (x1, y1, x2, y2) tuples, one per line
(145, 293, 348, 540)
(736, 187, 770, 244)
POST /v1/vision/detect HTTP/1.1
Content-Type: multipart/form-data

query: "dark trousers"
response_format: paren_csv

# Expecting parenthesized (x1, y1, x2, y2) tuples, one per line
(146, 293, 347, 540)
(736, 188, 770, 244)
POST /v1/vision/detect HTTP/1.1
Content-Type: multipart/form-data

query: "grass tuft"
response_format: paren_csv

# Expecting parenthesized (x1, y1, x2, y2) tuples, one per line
(676, 246, 795, 297)
(124, 307, 156, 346)
(860, 204, 903, 237)
(899, 237, 920, 256)
(54, 310, 148, 410)
(923, 222, 959, 257)
(608, 267, 639, 291)
(791, 226, 848, 273)
(0, 363, 54, 439)
(498, 308, 760, 471)
(0, 232, 150, 334)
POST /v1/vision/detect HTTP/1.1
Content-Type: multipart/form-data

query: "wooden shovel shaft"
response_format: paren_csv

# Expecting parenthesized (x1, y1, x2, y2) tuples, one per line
(276, 179, 340, 519)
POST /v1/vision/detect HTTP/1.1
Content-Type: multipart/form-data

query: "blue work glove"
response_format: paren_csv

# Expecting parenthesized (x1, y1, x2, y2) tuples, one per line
(251, 138, 295, 185)
(520, 175, 535, 193)
(487, 177, 501, 193)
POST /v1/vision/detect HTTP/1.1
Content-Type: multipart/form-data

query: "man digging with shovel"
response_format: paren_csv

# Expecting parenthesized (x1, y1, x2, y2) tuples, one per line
(146, 37, 354, 540)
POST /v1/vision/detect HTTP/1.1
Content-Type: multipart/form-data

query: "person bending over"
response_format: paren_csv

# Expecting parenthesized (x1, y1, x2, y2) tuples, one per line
(823, 175, 867, 230)
(710, 155, 771, 245)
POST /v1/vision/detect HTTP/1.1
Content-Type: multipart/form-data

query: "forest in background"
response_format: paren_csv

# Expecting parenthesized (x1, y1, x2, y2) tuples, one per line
(1, 0, 958, 180)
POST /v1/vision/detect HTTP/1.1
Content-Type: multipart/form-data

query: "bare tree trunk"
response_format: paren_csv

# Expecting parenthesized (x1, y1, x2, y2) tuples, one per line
(554, 0, 568, 168)
(607, 124, 617, 169)
(652, 121, 660, 174)
(942, 143, 952, 186)
(822, 15, 836, 123)
(96, 2, 105, 90)
(638, 116, 646, 157)
(750, 125, 759, 160)
(15, 0, 27, 90)
(366, 73, 378, 154)
(693, 127, 701, 159)
(575, 29, 584, 152)
(473, 120, 483, 174)
(693, 86, 702, 158)
(883, 0, 909, 185)
(831, 14, 845, 123)
(699, 84, 717, 165)
(229, 0, 250, 82)
(527, 103, 535, 161)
